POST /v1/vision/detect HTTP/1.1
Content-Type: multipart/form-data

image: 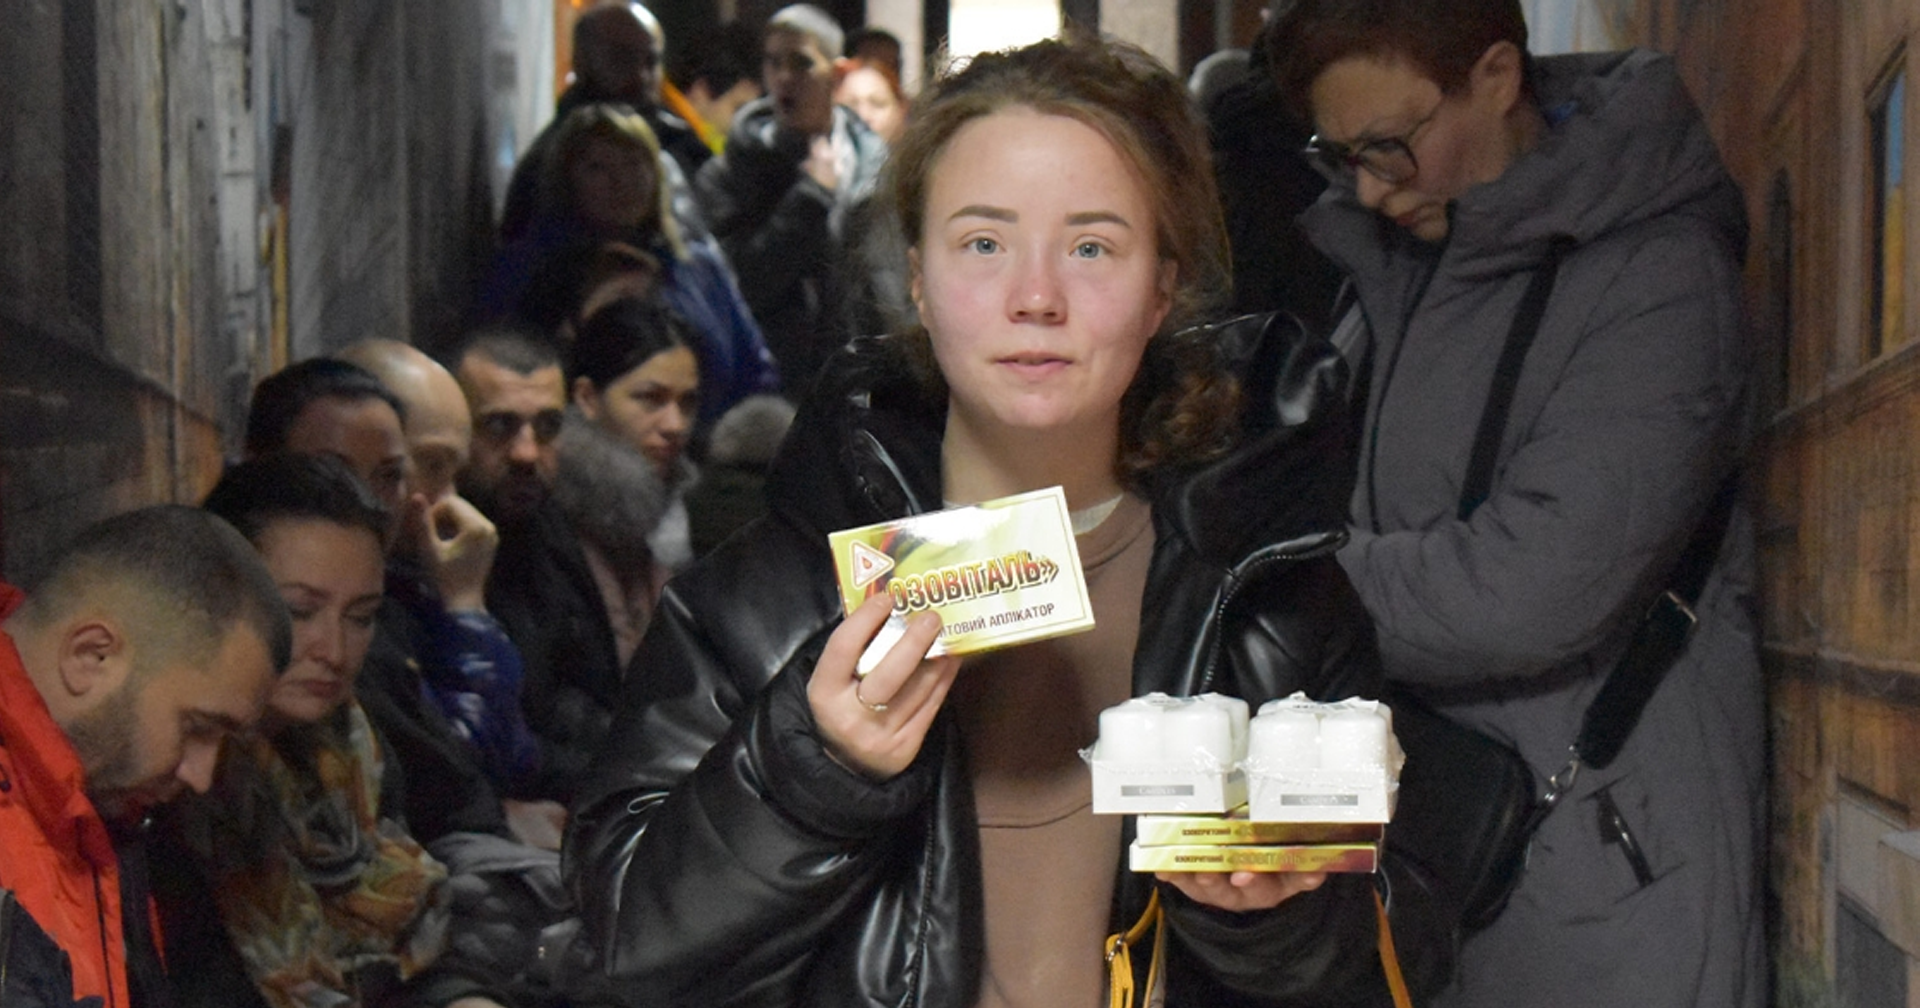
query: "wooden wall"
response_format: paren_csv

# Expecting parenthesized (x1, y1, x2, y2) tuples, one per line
(0, 0, 523, 585)
(1646, 0, 1920, 1002)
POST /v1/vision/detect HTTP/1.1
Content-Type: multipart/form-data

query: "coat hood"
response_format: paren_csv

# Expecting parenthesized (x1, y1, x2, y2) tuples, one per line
(1311, 50, 1748, 280)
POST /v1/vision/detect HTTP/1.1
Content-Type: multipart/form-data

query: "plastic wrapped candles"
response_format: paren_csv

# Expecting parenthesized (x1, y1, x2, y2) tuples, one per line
(1088, 693, 1248, 813)
(1088, 692, 1402, 819)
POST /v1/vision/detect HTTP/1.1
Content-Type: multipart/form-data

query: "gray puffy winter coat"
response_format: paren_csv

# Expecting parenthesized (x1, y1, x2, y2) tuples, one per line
(1302, 49, 1767, 1008)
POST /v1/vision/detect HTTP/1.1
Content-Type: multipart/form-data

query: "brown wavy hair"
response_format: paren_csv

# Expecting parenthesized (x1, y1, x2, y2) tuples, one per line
(883, 34, 1239, 486)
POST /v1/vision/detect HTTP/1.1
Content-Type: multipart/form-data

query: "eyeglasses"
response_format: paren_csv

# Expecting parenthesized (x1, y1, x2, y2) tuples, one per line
(476, 409, 565, 445)
(1304, 100, 1445, 186)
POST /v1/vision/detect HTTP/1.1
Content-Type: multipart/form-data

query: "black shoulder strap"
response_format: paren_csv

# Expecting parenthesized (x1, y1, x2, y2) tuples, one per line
(1457, 237, 1574, 521)
(1572, 475, 1738, 770)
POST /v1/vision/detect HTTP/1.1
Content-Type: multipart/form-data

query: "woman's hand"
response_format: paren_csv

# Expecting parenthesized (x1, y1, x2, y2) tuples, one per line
(1156, 871, 1328, 913)
(807, 593, 961, 781)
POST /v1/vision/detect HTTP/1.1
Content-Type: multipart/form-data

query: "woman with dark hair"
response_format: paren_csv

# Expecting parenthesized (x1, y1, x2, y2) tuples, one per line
(554, 294, 703, 671)
(484, 103, 776, 427)
(565, 36, 1451, 1007)
(156, 454, 511, 1008)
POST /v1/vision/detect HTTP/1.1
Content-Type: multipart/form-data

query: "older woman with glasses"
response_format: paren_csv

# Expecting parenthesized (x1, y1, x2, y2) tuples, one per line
(1269, 2, 1764, 1008)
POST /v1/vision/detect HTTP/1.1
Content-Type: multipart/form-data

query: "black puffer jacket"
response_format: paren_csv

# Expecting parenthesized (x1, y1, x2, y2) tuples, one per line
(564, 315, 1458, 1006)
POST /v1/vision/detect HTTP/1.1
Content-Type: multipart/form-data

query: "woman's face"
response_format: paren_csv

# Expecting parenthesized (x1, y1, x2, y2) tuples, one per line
(578, 345, 700, 478)
(568, 135, 657, 234)
(836, 65, 905, 144)
(255, 518, 385, 725)
(911, 108, 1172, 448)
(1308, 50, 1522, 243)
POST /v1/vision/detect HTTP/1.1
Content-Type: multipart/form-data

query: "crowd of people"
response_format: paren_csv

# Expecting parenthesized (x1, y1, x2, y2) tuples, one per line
(0, 2, 1765, 1007)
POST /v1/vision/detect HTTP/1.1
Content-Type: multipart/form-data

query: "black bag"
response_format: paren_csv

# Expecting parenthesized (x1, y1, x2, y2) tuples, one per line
(1371, 237, 1735, 930)
(1388, 698, 1540, 931)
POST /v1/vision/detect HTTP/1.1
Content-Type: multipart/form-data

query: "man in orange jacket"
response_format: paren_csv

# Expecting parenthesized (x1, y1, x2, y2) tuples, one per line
(0, 506, 288, 1007)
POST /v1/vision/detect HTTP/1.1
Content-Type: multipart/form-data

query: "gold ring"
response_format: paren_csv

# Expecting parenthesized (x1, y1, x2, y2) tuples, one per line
(854, 679, 888, 713)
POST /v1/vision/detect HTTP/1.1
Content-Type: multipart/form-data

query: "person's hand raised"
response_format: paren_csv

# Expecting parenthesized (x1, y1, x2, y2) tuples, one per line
(807, 593, 961, 781)
(403, 491, 498, 612)
(803, 134, 841, 193)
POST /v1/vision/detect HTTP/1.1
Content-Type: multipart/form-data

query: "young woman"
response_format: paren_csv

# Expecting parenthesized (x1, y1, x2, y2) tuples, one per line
(554, 294, 704, 668)
(565, 37, 1452, 1007)
(834, 57, 908, 144)
(159, 454, 510, 1008)
(485, 103, 776, 426)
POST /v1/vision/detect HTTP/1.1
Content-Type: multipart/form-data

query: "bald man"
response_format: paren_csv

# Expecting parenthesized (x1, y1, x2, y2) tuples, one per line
(1, 506, 289, 1007)
(334, 339, 558, 848)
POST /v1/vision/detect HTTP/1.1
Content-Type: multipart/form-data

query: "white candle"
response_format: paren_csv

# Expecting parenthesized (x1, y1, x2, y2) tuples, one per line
(1248, 708, 1320, 769)
(1098, 700, 1164, 763)
(1162, 700, 1233, 769)
(1197, 694, 1250, 764)
(1319, 707, 1390, 769)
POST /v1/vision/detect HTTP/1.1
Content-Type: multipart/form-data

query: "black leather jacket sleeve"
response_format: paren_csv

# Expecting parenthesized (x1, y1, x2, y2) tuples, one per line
(563, 531, 935, 1005)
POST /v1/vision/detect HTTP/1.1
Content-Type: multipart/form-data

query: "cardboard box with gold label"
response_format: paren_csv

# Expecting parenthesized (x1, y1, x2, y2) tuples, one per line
(1127, 840, 1381, 874)
(1134, 810, 1383, 847)
(829, 486, 1095, 673)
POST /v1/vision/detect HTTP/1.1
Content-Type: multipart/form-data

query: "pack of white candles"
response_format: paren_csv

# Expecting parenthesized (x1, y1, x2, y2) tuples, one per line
(1086, 693, 1249, 814)
(1086, 692, 1402, 821)
(1241, 694, 1402, 823)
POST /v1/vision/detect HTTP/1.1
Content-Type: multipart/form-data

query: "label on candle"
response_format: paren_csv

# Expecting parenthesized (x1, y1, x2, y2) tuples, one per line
(829, 486, 1095, 672)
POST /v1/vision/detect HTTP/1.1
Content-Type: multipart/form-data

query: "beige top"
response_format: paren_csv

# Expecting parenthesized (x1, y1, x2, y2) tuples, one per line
(953, 494, 1155, 1008)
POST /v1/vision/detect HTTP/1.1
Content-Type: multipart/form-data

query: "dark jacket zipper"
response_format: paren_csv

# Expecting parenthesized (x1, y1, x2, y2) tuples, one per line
(1196, 534, 1348, 695)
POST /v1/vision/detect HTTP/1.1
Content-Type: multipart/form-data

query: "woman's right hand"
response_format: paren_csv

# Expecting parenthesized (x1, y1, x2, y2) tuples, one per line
(808, 593, 961, 781)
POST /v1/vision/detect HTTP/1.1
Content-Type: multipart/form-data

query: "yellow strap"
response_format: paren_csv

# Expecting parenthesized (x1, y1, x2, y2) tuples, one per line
(1374, 888, 1414, 1008)
(1111, 886, 1408, 1008)
(1106, 889, 1162, 1008)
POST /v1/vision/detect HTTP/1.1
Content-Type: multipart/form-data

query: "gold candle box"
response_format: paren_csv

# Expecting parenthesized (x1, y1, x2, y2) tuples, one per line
(1134, 812, 1383, 848)
(1127, 840, 1381, 874)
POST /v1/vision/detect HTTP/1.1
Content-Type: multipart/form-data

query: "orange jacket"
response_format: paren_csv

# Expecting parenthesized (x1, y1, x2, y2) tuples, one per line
(0, 584, 129, 1008)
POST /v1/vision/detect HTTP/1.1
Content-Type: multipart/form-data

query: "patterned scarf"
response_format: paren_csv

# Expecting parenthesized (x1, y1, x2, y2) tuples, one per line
(188, 702, 450, 1008)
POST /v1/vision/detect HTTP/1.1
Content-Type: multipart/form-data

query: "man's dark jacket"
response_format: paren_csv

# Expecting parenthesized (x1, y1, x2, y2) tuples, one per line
(563, 317, 1461, 1006)
(693, 100, 902, 395)
(486, 499, 621, 804)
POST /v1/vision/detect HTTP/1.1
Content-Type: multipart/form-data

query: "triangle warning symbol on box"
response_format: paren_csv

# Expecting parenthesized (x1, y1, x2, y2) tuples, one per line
(850, 541, 895, 590)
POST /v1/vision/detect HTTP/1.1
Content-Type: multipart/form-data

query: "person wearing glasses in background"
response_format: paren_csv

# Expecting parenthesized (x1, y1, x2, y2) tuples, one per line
(1267, 2, 1763, 1007)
